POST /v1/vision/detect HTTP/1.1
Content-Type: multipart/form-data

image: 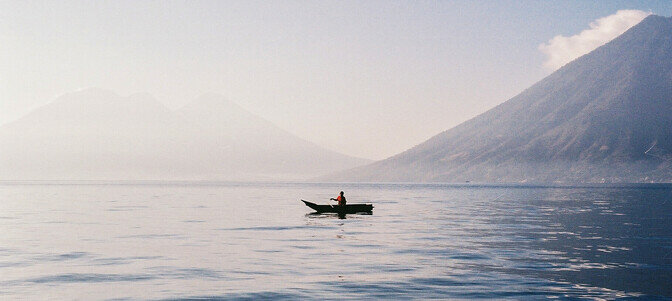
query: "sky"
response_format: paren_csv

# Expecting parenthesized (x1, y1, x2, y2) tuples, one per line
(1, 1, 671, 160)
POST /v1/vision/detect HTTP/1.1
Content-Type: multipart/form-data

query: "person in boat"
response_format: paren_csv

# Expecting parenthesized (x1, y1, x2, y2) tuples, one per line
(330, 191, 346, 206)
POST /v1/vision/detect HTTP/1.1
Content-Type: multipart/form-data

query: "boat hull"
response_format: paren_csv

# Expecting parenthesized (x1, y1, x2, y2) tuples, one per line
(301, 200, 373, 214)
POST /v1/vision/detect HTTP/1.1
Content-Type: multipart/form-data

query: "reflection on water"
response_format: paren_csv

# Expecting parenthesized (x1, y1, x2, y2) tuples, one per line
(0, 182, 671, 299)
(306, 212, 373, 219)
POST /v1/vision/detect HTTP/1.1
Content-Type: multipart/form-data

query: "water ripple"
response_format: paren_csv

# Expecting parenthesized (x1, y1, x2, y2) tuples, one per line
(0, 183, 670, 299)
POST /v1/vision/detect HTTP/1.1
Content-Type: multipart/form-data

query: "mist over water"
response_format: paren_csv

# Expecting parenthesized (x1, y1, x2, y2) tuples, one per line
(1, 182, 671, 299)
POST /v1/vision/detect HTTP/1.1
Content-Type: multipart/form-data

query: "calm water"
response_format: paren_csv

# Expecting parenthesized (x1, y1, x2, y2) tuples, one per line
(1, 182, 671, 300)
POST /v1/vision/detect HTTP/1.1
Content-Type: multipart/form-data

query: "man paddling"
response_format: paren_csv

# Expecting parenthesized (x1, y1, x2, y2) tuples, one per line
(330, 191, 346, 206)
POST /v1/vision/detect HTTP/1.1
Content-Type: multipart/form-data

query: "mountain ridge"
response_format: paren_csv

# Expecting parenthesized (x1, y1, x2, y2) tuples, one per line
(0, 88, 370, 180)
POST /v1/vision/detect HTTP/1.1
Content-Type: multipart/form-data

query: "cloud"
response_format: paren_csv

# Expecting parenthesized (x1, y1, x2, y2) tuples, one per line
(539, 10, 651, 71)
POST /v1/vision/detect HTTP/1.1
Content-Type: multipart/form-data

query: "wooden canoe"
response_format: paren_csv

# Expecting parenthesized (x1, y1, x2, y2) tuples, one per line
(301, 200, 373, 214)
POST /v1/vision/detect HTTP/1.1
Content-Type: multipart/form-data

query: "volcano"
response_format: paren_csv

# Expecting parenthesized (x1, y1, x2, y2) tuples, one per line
(330, 15, 672, 183)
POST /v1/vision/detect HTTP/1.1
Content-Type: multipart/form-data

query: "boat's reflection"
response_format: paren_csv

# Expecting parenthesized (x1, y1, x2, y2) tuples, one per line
(305, 212, 372, 219)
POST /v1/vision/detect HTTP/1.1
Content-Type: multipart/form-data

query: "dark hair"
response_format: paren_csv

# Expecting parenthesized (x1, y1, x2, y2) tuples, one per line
(340, 191, 344, 195)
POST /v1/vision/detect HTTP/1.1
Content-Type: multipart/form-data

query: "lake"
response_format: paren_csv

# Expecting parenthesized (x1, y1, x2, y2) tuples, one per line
(1, 182, 671, 300)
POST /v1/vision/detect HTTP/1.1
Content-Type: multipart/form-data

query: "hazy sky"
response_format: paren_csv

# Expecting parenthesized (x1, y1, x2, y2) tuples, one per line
(1, 1, 671, 160)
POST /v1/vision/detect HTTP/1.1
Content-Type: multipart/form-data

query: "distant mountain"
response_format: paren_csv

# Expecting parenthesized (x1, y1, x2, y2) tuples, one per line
(0, 89, 369, 180)
(328, 15, 672, 183)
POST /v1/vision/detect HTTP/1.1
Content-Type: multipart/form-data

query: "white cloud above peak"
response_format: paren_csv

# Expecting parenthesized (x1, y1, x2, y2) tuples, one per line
(539, 10, 651, 71)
